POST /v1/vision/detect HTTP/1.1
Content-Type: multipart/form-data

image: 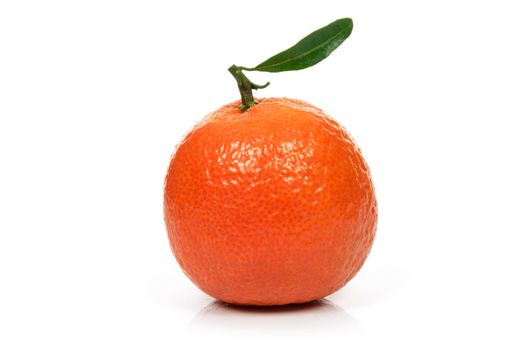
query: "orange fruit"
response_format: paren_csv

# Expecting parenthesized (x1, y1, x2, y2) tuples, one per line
(164, 97, 377, 306)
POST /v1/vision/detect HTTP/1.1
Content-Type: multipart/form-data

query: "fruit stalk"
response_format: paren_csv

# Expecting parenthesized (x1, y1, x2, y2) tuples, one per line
(228, 65, 269, 112)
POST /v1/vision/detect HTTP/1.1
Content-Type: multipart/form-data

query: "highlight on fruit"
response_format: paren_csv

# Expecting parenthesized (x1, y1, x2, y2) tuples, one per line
(163, 17, 378, 306)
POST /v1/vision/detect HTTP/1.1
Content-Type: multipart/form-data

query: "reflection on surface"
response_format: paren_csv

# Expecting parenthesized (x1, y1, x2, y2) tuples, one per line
(188, 299, 357, 332)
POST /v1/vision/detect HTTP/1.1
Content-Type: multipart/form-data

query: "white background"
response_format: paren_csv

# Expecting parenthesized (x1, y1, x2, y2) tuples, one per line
(1, 0, 524, 349)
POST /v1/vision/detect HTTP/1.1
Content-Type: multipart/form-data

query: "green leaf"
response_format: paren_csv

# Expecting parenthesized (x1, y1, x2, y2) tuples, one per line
(250, 18, 353, 73)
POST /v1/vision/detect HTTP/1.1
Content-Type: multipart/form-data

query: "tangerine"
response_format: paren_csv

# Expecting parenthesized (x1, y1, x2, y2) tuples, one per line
(164, 97, 377, 305)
